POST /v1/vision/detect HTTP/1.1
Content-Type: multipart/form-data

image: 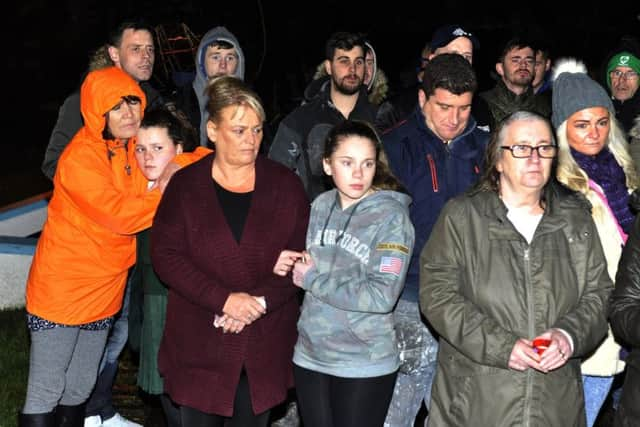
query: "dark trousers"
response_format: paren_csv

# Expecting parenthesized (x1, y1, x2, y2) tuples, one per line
(179, 371, 270, 427)
(160, 394, 182, 427)
(85, 270, 135, 420)
(293, 364, 397, 427)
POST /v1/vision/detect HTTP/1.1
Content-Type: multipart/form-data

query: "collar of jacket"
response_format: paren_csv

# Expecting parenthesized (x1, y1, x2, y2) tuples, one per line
(140, 81, 162, 109)
(611, 87, 640, 107)
(477, 181, 588, 241)
(494, 79, 536, 102)
(323, 86, 373, 117)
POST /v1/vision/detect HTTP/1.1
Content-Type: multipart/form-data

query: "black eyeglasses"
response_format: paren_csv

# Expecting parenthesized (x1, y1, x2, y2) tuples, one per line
(500, 144, 557, 158)
(610, 70, 639, 80)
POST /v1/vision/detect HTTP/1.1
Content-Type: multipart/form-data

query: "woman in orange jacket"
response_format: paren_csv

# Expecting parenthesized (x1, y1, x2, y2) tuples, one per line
(20, 67, 199, 427)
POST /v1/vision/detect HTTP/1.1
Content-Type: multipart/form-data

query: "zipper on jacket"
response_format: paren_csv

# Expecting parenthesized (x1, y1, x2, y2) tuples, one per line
(523, 246, 534, 426)
(427, 154, 439, 193)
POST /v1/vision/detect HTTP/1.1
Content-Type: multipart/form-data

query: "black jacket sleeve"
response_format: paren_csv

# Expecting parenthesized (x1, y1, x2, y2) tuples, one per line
(610, 215, 640, 349)
(42, 92, 83, 180)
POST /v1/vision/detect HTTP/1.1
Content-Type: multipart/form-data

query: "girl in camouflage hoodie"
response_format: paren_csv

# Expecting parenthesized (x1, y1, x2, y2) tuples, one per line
(291, 120, 415, 427)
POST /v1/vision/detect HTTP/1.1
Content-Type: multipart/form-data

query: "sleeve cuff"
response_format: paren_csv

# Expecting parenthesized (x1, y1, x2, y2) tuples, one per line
(555, 328, 575, 352)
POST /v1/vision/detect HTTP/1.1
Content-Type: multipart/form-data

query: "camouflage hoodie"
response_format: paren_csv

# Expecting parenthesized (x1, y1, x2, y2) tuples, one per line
(293, 189, 415, 377)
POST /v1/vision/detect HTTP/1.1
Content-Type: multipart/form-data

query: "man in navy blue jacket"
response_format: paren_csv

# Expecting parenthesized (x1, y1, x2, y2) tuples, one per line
(382, 53, 489, 426)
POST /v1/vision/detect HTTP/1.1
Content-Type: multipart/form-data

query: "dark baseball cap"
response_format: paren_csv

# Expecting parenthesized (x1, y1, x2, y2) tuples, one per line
(430, 25, 480, 51)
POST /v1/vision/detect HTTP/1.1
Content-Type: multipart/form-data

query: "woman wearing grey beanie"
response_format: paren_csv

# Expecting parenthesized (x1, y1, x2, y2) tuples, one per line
(552, 58, 640, 426)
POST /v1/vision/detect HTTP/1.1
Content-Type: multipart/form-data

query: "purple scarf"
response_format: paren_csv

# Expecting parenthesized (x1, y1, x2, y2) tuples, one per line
(571, 147, 634, 233)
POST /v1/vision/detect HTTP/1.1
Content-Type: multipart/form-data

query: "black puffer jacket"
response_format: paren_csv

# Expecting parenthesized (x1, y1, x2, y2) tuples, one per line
(610, 190, 640, 427)
(268, 88, 377, 200)
(612, 90, 640, 134)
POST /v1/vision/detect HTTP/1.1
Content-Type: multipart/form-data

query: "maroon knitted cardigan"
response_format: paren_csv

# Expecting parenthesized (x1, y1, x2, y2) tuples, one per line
(152, 153, 309, 416)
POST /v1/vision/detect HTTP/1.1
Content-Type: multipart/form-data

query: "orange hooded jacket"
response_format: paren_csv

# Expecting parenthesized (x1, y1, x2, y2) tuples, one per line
(26, 67, 181, 325)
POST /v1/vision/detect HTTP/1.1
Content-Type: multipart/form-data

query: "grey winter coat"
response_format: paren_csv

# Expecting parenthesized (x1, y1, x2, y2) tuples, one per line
(294, 189, 415, 378)
(420, 185, 612, 427)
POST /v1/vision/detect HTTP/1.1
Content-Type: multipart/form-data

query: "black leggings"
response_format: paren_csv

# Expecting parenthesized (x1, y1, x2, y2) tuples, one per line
(179, 371, 270, 427)
(294, 364, 397, 427)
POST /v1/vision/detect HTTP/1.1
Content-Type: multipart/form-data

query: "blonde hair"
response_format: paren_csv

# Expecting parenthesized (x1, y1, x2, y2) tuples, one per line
(206, 75, 265, 124)
(556, 115, 640, 221)
(88, 45, 115, 71)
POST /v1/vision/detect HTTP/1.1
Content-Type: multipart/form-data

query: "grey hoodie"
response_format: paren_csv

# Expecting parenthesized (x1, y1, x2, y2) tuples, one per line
(193, 26, 245, 146)
(293, 189, 415, 377)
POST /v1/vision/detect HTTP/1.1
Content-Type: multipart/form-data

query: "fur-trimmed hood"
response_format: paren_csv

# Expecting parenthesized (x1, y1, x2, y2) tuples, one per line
(303, 43, 389, 106)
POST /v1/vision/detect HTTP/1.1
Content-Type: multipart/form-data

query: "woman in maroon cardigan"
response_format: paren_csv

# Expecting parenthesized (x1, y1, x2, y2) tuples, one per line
(151, 76, 309, 426)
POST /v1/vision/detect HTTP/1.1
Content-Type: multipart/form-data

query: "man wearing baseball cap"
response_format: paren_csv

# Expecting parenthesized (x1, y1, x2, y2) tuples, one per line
(428, 24, 480, 65)
(428, 24, 492, 130)
(378, 24, 492, 132)
(605, 45, 640, 133)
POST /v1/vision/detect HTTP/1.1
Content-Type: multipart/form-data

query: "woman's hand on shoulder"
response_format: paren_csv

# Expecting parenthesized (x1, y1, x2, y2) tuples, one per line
(149, 162, 181, 193)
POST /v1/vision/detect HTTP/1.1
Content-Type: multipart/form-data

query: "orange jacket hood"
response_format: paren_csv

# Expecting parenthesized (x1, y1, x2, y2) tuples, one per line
(80, 66, 147, 139)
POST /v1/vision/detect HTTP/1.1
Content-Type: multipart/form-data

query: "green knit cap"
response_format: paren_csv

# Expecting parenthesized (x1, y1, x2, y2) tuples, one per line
(606, 52, 640, 89)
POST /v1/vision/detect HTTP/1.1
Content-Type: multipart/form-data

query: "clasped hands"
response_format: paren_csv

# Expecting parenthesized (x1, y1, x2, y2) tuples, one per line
(217, 292, 266, 334)
(508, 328, 573, 373)
(216, 249, 314, 334)
(273, 249, 313, 288)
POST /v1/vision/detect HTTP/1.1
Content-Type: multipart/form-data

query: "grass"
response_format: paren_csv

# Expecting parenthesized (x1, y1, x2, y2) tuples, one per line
(0, 308, 29, 427)
(0, 308, 149, 427)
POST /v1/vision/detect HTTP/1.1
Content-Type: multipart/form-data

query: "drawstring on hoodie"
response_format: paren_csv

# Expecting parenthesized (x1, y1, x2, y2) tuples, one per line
(320, 195, 359, 246)
(105, 140, 131, 176)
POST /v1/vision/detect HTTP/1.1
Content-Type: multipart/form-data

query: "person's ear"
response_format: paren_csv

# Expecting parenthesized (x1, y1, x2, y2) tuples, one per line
(418, 89, 427, 109)
(324, 59, 332, 76)
(206, 120, 218, 143)
(176, 144, 183, 155)
(322, 158, 333, 176)
(107, 46, 120, 65)
(496, 62, 504, 78)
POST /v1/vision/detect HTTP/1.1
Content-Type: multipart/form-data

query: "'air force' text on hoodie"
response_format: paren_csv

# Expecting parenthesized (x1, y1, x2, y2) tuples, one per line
(293, 189, 415, 378)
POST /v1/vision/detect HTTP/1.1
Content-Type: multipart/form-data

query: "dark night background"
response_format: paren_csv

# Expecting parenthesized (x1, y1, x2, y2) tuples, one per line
(3, 1, 640, 206)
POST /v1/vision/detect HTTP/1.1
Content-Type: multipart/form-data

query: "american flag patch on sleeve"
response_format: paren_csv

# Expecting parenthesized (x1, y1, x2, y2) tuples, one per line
(379, 256, 403, 276)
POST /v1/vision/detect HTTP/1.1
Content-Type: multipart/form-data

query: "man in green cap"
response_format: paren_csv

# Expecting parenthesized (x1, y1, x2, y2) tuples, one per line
(605, 46, 640, 133)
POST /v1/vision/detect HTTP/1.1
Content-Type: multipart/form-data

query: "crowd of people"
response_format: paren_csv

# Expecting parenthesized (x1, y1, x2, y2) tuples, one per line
(16, 16, 640, 427)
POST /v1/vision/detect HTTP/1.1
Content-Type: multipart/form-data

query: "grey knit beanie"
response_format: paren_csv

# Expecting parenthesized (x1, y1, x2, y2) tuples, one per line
(551, 58, 614, 129)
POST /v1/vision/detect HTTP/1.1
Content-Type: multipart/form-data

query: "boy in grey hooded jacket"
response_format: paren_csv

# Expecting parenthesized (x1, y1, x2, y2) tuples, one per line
(176, 26, 245, 146)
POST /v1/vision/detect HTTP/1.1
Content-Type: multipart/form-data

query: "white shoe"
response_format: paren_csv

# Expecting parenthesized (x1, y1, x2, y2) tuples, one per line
(84, 415, 102, 427)
(101, 413, 142, 427)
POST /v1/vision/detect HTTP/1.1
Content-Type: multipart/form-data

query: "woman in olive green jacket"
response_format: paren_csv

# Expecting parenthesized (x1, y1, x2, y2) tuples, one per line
(420, 111, 612, 427)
